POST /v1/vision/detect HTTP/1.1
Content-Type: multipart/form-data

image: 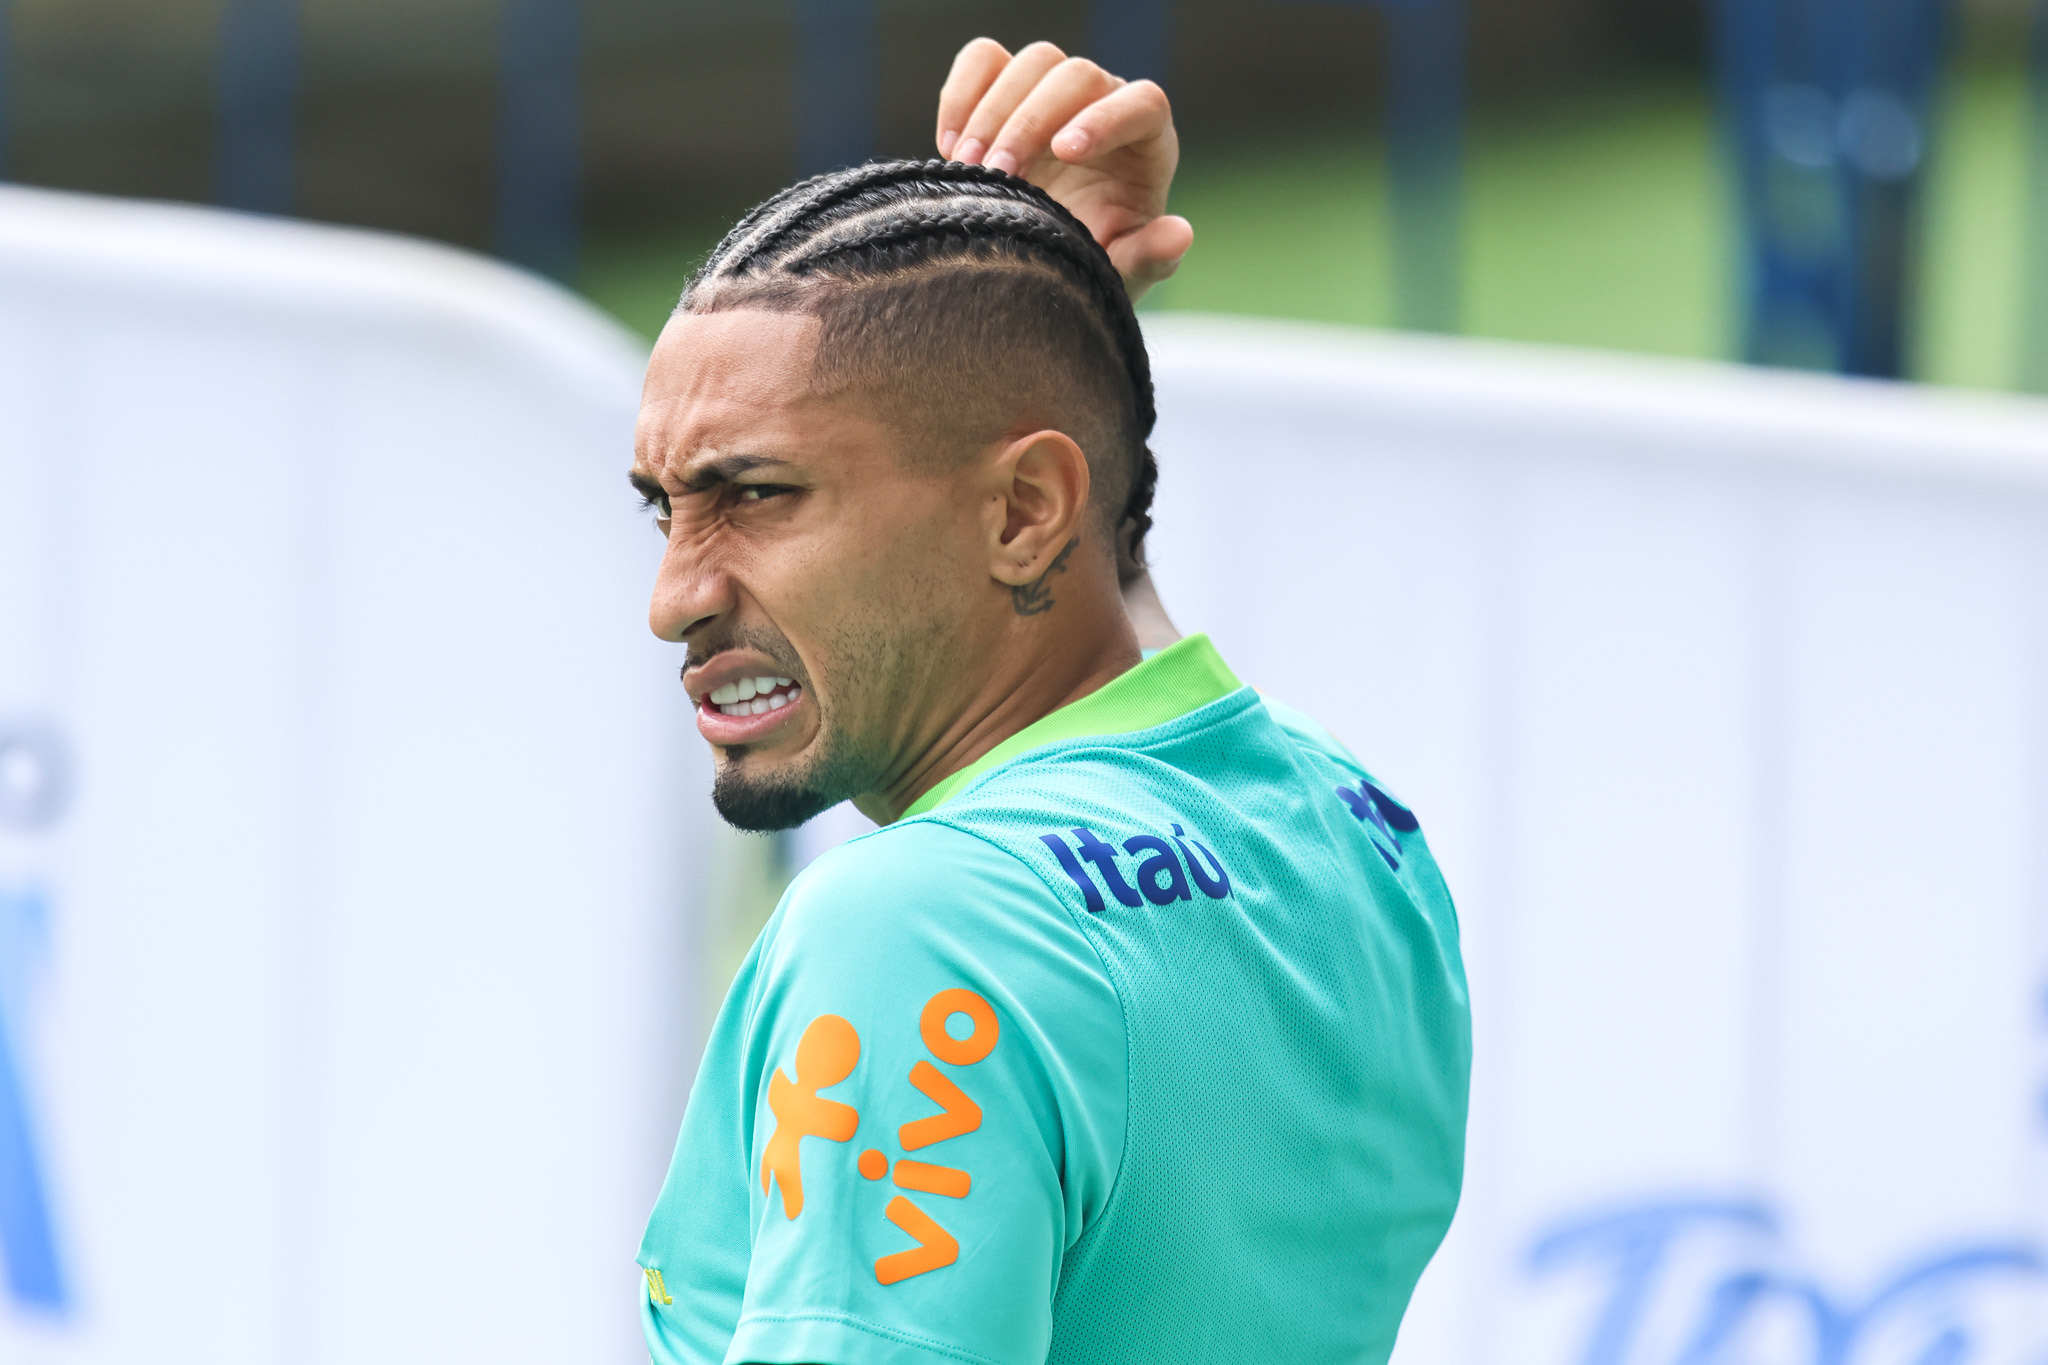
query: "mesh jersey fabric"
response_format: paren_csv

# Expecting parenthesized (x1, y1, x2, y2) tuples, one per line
(638, 638, 1470, 1365)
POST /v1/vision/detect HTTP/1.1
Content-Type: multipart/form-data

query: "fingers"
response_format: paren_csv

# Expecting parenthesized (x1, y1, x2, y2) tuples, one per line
(1049, 79, 1175, 169)
(949, 40, 1068, 168)
(932, 35, 1189, 303)
(982, 57, 1123, 178)
(935, 38, 1009, 159)
(1106, 214, 1193, 303)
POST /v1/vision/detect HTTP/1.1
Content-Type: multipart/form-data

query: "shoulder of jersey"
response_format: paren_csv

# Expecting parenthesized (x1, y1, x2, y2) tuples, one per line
(779, 816, 1068, 937)
(1257, 692, 1418, 800)
(1258, 693, 1360, 768)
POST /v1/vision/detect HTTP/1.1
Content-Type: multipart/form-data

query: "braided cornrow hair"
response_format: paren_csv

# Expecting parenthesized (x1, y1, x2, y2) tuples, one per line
(681, 159, 1161, 575)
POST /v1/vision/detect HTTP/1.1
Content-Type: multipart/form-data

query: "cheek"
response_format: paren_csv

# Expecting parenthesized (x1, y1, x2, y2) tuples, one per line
(795, 504, 977, 709)
(810, 496, 969, 598)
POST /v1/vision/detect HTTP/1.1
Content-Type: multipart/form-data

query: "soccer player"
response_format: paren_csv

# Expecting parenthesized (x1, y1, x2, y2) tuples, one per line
(631, 38, 1470, 1365)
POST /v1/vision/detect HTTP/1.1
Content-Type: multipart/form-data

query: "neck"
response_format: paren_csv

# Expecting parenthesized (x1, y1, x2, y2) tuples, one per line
(857, 603, 1142, 825)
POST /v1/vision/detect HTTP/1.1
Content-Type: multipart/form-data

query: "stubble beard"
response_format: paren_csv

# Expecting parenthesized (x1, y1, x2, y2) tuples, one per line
(699, 567, 951, 833)
(710, 725, 884, 832)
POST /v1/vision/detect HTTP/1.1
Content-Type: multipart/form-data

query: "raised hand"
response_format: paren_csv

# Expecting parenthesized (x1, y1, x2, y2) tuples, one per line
(936, 38, 1193, 302)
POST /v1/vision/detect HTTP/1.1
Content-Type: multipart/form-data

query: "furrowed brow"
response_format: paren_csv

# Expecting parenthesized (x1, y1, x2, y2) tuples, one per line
(628, 469, 666, 503)
(675, 453, 793, 493)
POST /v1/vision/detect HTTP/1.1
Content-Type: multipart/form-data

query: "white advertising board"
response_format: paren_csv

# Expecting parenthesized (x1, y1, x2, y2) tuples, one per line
(1138, 314, 2048, 1365)
(9, 181, 2048, 1365)
(0, 186, 701, 1363)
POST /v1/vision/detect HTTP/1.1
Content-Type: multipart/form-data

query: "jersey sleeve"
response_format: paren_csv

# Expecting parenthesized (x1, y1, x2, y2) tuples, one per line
(724, 819, 1127, 1365)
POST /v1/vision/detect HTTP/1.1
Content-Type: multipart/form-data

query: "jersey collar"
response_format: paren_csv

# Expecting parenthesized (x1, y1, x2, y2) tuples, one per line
(899, 633, 1243, 820)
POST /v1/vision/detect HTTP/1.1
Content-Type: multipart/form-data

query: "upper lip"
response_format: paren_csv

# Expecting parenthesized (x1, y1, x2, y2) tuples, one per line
(683, 652, 802, 707)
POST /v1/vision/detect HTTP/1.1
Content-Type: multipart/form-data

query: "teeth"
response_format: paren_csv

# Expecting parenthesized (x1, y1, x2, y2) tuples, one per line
(707, 678, 800, 717)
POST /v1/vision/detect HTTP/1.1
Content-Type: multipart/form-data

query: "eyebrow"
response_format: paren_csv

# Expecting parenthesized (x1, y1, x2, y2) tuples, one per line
(630, 453, 794, 501)
(628, 468, 666, 503)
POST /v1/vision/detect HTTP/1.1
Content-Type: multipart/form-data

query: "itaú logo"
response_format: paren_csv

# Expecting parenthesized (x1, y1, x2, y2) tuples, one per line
(0, 721, 73, 1315)
(1038, 823, 1231, 915)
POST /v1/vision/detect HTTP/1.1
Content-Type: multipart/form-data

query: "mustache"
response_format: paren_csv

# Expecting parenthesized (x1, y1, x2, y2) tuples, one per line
(683, 625, 804, 680)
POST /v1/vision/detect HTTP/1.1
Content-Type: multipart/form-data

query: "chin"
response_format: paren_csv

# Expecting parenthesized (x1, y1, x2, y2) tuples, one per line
(711, 773, 839, 832)
(709, 745, 854, 832)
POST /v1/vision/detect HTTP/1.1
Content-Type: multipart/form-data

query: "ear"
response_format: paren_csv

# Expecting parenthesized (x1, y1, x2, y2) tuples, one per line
(983, 429, 1092, 591)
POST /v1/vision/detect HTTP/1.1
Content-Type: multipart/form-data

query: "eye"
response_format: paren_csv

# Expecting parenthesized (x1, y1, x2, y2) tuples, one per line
(639, 489, 672, 521)
(735, 484, 794, 503)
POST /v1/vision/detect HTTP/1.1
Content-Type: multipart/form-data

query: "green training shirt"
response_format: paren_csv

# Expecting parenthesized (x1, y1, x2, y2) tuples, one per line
(638, 635, 1471, 1365)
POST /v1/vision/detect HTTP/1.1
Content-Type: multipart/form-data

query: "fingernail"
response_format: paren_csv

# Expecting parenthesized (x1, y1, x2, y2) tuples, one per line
(938, 128, 958, 158)
(985, 149, 1019, 176)
(1056, 128, 1093, 159)
(953, 137, 985, 165)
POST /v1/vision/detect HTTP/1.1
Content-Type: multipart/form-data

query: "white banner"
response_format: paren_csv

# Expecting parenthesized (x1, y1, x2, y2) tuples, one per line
(1141, 314, 2048, 1365)
(0, 186, 699, 1363)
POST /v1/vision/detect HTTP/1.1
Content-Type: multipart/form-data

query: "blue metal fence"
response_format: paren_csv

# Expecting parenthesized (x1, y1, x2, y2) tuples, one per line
(214, 0, 299, 214)
(1716, 0, 1951, 378)
(207, 0, 1466, 338)
(2022, 0, 2048, 391)
(22, 0, 2028, 376)
(1087, 0, 1173, 88)
(1378, 0, 1464, 334)
(786, 0, 1466, 332)
(0, 0, 12, 181)
(497, 0, 582, 278)
(1135, 0, 1465, 333)
(793, 0, 880, 179)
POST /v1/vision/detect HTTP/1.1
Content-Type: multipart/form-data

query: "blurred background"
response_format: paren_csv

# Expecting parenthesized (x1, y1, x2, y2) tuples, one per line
(8, 4, 2048, 1360)
(10, 0, 2035, 1010)
(0, 0, 2035, 386)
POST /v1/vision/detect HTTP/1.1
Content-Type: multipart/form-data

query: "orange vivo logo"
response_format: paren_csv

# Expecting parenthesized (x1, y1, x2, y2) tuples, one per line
(759, 988, 1001, 1286)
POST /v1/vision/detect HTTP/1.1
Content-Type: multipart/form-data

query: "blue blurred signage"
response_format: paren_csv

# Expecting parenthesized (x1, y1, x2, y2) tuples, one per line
(0, 883, 64, 1314)
(1531, 1198, 2043, 1365)
(0, 722, 71, 1315)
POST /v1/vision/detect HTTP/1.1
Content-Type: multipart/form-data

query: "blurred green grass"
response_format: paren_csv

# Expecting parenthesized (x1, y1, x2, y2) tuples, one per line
(579, 60, 2030, 390)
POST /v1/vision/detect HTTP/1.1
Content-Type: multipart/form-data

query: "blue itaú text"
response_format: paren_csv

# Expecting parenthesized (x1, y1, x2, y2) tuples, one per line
(1038, 822, 1232, 914)
(0, 885, 66, 1311)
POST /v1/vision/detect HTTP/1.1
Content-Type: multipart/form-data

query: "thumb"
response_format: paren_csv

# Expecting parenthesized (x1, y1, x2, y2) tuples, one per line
(1107, 214, 1194, 302)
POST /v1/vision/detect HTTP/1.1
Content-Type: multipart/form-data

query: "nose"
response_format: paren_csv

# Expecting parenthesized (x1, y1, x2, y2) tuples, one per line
(648, 532, 736, 643)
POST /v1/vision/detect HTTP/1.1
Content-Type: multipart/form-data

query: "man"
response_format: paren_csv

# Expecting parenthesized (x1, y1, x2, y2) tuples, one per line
(632, 38, 1469, 1365)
